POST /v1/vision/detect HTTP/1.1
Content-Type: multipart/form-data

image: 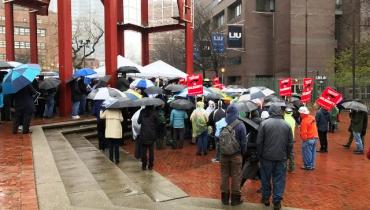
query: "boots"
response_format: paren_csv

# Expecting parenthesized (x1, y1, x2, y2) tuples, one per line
(230, 194, 243, 206)
(221, 192, 229, 205)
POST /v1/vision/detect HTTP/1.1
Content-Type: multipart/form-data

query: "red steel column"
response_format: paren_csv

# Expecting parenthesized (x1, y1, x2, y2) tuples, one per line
(29, 11, 38, 63)
(104, 0, 118, 86)
(5, 2, 15, 61)
(117, 0, 124, 56)
(185, 0, 193, 75)
(141, 0, 149, 65)
(58, 0, 73, 116)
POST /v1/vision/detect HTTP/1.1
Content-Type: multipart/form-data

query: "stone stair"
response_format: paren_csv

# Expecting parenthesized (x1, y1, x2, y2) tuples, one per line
(31, 119, 303, 210)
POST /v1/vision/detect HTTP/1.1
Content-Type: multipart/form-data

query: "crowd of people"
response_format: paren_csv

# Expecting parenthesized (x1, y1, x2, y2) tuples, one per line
(1, 70, 369, 210)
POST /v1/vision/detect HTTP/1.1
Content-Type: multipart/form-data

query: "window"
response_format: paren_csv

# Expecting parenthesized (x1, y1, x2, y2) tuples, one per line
(14, 41, 20, 49)
(235, 3, 242, 17)
(14, 27, 19, 35)
(25, 42, 30, 49)
(228, 2, 242, 21)
(37, 29, 46, 37)
(0, 54, 5, 60)
(0, 26, 5, 34)
(25, 28, 30, 35)
(0, 16, 5, 21)
(227, 76, 242, 85)
(19, 28, 25, 35)
(214, 12, 225, 28)
(256, 0, 275, 12)
(0, 41, 5, 48)
(37, 42, 45, 49)
(37, 19, 42, 24)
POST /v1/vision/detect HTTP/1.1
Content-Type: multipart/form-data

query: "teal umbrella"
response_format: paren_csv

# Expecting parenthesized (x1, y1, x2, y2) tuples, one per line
(2, 64, 41, 94)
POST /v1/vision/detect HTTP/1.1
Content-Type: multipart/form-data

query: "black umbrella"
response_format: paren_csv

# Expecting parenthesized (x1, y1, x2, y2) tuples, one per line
(0, 61, 14, 70)
(240, 117, 259, 130)
(105, 97, 135, 108)
(133, 98, 164, 107)
(170, 99, 194, 110)
(341, 101, 368, 112)
(145, 86, 163, 95)
(264, 95, 282, 103)
(204, 92, 222, 100)
(165, 84, 185, 93)
(38, 78, 61, 90)
(235, 101, 258, 112)
(117, 66, 140, 74)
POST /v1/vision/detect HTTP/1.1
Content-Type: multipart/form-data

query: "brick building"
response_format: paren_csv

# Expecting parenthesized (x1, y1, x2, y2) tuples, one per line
(198, 0, 338, 86)
(0, 4, 58, 70)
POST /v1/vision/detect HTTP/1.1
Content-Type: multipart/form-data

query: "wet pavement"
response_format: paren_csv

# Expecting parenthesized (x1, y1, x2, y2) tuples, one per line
(123, 113, 370, 210)
(0, 113, 369, 210)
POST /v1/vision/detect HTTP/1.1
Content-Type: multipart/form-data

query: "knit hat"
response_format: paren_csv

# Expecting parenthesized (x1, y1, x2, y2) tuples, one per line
(298, 106, 310, 114)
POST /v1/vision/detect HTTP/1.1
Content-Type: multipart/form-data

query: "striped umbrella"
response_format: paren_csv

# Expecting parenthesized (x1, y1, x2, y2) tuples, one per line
(129, 78, 154, 89)
(124, 89, 143, 100)
(87, 87, 127, 100)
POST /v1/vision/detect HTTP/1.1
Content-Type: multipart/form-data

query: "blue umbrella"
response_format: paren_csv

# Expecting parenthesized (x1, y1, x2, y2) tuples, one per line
(129, 79, 154, 89)
(73, 68, 96, 78)
(2, 64, 41, 94)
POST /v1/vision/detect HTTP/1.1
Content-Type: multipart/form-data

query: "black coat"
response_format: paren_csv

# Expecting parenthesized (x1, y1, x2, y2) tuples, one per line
(13, 85, 36, 114)
(138, 107, 159, 144)
(70, 80, 83, 102)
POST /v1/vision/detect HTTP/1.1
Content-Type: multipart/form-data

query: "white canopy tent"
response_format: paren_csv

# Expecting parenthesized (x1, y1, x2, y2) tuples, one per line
(95, 55, 145, 76)
(130, 60, 187, 79)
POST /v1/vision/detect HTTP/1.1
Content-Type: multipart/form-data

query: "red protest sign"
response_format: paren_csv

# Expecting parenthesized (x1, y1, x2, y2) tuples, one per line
(301, 78, 314, 103)
(187, 74, 203, 96)
(179, 78, 187, 86)
(279, 78, 292, 97)
(316, 87, 343, 111)
(213, 77, 223, 89)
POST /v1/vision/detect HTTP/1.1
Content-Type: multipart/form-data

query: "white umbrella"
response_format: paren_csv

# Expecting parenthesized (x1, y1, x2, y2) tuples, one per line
(87, 87, 126, 100)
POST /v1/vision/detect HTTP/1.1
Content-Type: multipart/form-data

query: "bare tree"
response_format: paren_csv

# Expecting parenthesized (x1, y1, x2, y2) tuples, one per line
(72, 17, 104, 69)
(151, 31, 185, 70)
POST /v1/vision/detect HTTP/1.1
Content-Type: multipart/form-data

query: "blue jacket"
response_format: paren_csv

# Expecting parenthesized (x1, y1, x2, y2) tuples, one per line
(225, 105, 247, 155)
(0, 84, 3, 108)
(316, 108, 330, 132)
(215, 118, 227, 137)
(170, 109, 188, 128)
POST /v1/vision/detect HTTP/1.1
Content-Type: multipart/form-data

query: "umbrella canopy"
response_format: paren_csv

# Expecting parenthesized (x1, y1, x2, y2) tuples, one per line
(264, 100, 287, 107)
(73, 68, 97, 78)
(144, 86, 163, 95)
(133, 60, 187, 79)
(264, 95, 282, 103)
(240, 117, 259, 130)
(129, 78, 154, 89)
(103, 97, 135, 109)
(240, 87, 275, 101)
(223, 85, 247, 94)
(38, 78, 61, 90)
(0, 61, 14, 70)
(124, 89, 143, 100)
(2, 64, 41, 94)
(133, 98, 164, 107)
(7, 61, 23, 68)
(176, 87, 214, 98)
(170, 99, 194, 110)
(234, 101, 259, 112)
(341, 101, 368, 112)
(118, 66, 140, 74)
(164, 84, 185, 93)
(88, 87, 126, 100)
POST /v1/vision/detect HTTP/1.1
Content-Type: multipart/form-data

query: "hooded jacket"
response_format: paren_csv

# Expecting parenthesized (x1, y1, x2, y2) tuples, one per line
(315, 108, 330, 132)
(284, 112, 296, 138)
(190, 102, 208, 137)
(257, 104, 293, 161)
(225, 105, 247, 155)
(350, 110, 364, 133)
(138, 106, 159, 144)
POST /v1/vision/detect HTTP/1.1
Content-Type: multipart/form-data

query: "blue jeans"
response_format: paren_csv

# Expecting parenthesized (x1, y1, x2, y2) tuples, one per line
(43, 96, 54, 118)
(260, 159, 287, 203)
(353, 132, 363, 151)
(72, 101, 80, 116)
(302, 139, 317, 169)
(197, 131, 208, 154)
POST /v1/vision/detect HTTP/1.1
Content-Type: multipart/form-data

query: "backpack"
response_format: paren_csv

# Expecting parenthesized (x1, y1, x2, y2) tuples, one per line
(219, 120, 241, 155)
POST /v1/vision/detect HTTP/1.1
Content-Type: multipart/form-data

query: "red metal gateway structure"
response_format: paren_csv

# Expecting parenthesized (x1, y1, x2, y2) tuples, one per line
(3, 0, 194, 116)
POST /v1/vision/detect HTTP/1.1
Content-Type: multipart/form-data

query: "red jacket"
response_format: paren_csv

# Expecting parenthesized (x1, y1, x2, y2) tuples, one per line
(300, 114, 319, 141)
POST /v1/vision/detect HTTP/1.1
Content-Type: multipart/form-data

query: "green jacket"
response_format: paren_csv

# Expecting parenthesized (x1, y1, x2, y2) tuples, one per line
(350, 111, 364, 133)
(190, 109, 208, 137)
(284, 112, 296, 138)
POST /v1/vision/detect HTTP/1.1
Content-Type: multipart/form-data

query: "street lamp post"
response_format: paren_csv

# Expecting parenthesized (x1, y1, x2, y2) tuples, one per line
(79, 39, 90, 68)
(221, 67, 225, 85)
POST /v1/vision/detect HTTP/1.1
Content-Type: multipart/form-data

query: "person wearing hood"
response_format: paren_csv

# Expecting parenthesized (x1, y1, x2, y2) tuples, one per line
(256, 104, 293, 210)
(220, 105, 247, 206)
(315, 107, 330, 153)
(299, 106, 318, 170)
(190, 101, 209, 155)
(205, 100, 216, 118)
(284, 107, 296, 172)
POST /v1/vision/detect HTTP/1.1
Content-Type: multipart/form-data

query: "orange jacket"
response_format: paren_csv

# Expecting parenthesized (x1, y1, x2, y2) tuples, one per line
(300, 114, 319, 141)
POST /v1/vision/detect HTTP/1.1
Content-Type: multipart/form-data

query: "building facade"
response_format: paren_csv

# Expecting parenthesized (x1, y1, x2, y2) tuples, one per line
(0, 4, 58, 70)
(199, 0, 337, 86)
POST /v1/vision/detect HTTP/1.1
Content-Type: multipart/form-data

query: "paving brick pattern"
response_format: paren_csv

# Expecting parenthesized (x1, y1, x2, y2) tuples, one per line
(123, 114, 370, 210)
